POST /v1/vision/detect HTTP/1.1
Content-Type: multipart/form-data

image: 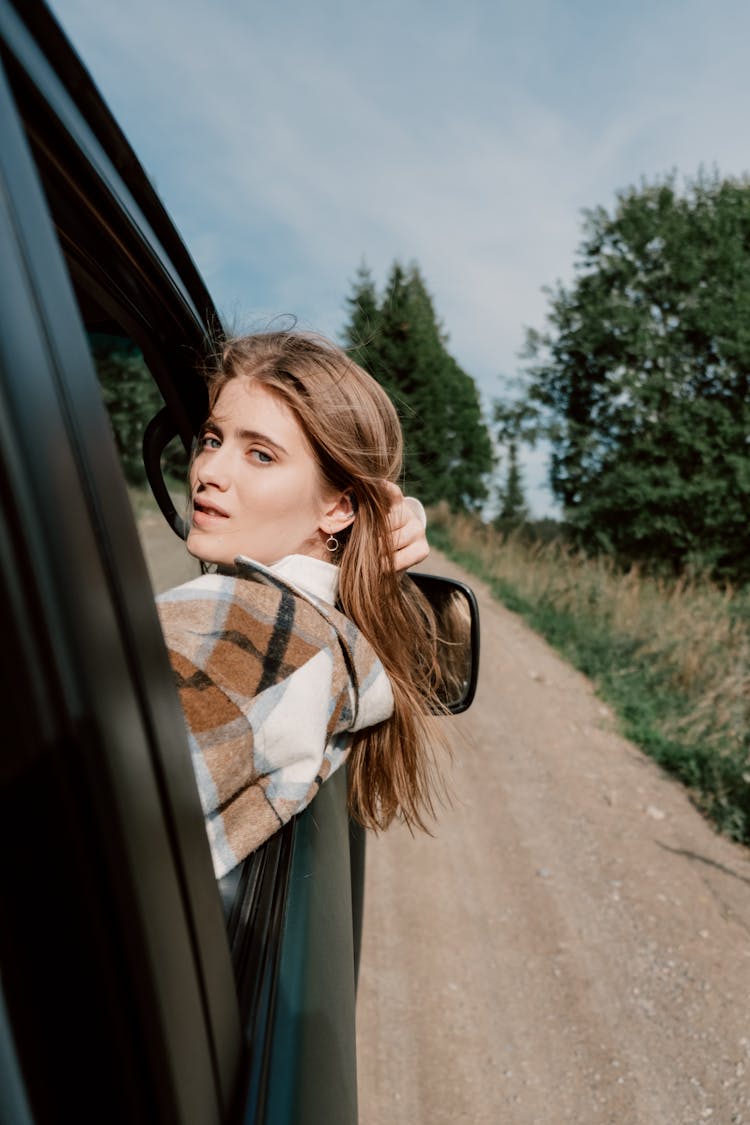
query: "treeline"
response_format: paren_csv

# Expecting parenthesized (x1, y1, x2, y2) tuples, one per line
(342, 261, 494, 511)
(499, 169, 750, 587)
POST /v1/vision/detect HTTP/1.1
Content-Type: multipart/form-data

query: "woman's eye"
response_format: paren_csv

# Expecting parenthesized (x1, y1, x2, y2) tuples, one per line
(250, 449, 273, 464)
(200, 434, 221, 450)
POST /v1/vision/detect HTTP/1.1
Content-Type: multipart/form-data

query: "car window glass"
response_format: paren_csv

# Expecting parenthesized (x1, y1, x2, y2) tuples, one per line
(84, 323, 199, 593)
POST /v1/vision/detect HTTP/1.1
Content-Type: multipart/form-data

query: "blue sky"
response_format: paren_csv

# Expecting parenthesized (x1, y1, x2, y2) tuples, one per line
(49, 0, 750, 515)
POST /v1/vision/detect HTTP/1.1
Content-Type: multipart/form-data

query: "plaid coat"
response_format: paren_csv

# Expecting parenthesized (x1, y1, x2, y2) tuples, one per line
(156, 559, 393, 878)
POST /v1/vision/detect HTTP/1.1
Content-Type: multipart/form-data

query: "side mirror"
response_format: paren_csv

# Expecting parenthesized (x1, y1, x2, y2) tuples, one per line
(409, 572, 480, 715)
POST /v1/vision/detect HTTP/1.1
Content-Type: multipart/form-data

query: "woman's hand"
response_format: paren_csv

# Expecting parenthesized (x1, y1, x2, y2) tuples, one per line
(384, 482, 429, 571)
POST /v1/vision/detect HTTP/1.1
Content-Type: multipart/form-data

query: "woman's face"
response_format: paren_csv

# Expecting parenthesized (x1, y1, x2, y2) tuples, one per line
(186, 378, 345, 567)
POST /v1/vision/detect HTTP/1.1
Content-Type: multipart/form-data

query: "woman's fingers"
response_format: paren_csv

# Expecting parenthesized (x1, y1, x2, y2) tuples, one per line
(383, 483, 429, 571)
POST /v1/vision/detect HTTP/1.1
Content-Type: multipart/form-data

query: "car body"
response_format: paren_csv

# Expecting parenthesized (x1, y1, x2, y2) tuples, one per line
(0, 3, 479, 1122)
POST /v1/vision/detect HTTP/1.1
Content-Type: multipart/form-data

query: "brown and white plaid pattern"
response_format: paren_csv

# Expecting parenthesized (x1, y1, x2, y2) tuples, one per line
(156, 560, 393, 877)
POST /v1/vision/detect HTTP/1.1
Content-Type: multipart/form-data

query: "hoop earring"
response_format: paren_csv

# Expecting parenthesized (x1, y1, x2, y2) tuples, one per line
(325, 534, 339, 553)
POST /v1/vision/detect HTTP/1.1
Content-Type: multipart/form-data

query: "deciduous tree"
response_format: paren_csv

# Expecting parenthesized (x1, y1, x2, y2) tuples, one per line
(507, 171, 750, 580)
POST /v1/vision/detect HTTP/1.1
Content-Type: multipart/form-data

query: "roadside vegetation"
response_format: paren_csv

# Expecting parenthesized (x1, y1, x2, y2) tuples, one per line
(429, 506, 750, 846)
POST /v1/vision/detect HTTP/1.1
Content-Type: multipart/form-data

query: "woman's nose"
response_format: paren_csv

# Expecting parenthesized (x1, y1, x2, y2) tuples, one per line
(194, 448, 230, 490)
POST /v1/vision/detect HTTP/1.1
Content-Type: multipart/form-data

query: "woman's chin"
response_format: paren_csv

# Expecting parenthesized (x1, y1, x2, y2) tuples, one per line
(186, 529, 218, 565)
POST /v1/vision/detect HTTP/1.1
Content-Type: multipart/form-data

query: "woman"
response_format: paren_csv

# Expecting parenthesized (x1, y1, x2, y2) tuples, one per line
(157, 331, 445, 877)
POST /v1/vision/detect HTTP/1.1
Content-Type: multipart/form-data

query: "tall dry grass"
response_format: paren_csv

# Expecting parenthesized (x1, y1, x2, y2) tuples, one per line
(429, 505, 750, 841)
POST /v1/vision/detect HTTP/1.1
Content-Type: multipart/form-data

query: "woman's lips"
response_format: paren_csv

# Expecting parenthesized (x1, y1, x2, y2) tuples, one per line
(192, 499, 229, 526)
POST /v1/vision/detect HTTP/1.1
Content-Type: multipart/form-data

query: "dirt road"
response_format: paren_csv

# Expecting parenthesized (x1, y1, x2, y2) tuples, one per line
(138, 513, 750, 1123)
(357, 550, 750, 1125)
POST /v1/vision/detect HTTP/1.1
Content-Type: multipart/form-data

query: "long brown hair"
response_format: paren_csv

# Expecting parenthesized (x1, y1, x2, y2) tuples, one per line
(204, 330, 447, 833)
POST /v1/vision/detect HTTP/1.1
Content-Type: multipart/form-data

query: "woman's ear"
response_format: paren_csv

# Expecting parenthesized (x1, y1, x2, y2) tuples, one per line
(321, 490, 356, 534)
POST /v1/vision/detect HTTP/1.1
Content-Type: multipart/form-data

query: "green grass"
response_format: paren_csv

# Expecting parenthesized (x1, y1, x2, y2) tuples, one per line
(428, 517, 750, 845)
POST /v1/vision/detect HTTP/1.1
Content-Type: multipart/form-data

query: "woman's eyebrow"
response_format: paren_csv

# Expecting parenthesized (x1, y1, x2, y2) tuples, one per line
(236, 428, 289, 455)
(201, 416, 223, 436)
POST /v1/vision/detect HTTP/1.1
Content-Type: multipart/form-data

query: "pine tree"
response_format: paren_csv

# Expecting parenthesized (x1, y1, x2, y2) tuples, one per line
(342, 261, 380, 374)
(341, 260, 494, 509)
(443, 357, 494, 511)
(495, 440, 528, 530)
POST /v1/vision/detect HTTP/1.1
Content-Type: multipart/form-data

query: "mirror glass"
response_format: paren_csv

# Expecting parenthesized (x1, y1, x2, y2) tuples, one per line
(410, 574, 479, 713)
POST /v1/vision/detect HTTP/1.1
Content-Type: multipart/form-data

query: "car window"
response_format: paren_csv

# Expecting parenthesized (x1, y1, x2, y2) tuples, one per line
(20, 191, 200, 592)
(91, 331, 187, 536)
(50, 279, 201, 590)
(85, 316, 200, 594)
